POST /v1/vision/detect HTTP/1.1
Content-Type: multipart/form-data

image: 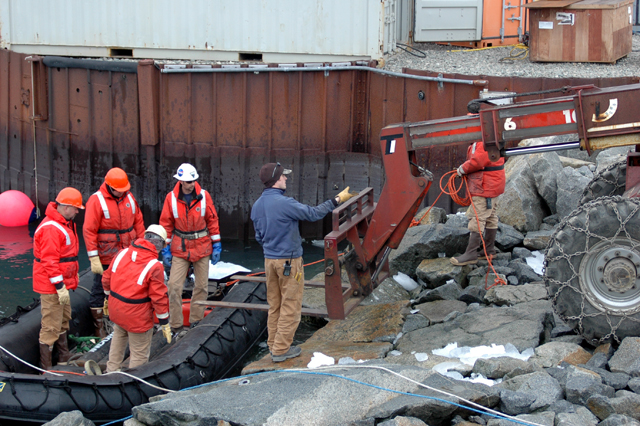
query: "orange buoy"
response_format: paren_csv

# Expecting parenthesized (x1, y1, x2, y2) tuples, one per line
(0, 190, 36, 227)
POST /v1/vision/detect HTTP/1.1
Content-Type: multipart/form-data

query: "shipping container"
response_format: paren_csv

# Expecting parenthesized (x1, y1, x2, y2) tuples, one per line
(0, 0, 406, 62)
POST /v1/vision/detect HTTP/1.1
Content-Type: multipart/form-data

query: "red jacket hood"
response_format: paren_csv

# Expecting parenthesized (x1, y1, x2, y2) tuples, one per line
(44, 201, 73, 226)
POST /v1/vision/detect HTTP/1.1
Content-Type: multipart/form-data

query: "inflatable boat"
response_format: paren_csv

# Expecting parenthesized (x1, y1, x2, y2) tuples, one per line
(0, 271, 268, 424)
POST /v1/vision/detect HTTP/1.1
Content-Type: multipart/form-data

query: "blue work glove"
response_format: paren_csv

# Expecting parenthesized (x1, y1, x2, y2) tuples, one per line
(211, 242, 222, 265)
(161, 246, 172, 267)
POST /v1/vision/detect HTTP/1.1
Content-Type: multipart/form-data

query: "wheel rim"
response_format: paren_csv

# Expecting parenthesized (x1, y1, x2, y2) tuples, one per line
(579, 238, 640, 313)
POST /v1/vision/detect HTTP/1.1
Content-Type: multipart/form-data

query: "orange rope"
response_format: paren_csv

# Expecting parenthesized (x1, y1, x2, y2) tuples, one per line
(410, 170, 506, 290)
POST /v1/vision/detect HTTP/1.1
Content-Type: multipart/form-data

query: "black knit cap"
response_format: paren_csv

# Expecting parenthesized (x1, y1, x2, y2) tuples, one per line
(259, 162, 292, 188)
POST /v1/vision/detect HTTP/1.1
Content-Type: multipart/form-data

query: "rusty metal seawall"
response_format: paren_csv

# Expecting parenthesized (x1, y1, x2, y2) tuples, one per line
(0, 49, 637, 240)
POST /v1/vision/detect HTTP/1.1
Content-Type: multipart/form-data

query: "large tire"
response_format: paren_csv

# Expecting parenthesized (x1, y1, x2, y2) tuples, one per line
(544, 196, 640, 345)
(580, 160, 626, 205)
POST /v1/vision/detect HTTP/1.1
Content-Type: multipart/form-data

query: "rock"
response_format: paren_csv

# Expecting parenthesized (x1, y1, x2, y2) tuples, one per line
(484, 283, 548, 306)
(585, 352, 609, 369)
(378, 416, 429, 426)
(597, 414, 640, 426)
(43, 411, 95, 426)
(523, 230, 553, 251)
(543, 214, 560, 226)
(361, 276, 412, 306)
(628, 377, 640, 393)
(587, 390, 640, 421)
(557, 155, 594, 169)
(415, 259, 470, 289)
(555, 412, 596, 426)
(413, 206, 447, 225)
(494, 223, 525, 252)
(565, 365, 615, 405)
(458, 285, 486, 304)
(499, 389, 537, 415)
(123, 419, 149, 426)
(608, 337, 640, 376)
(506, 260, 542, 284)
(556, 166, 592, 219)
(414, 280, 463, 303)
(595, 147, 632, 172)
(581, 366, 630, 390)
(390, 224, 470, 277)
(402, 313, 429, 334)
(467, 273, 507, 289)
(495, 154, 548, 233)
(533, 342, 592, 368)
(550, 322, 575, 338)
(507, 276, 519, 286)
(487, 411, 555, 426)
(368, 371, 499, 426)
(511, 247, 533, 260)
(498, 371, 563, 412)
(399, 300, 555, 354)
(413, 300, 468, 325)
(134, 364, 434, 426)
(528, 150, 564, 215)
(594, 343, 614, 360)
(445, 213, 469, 229)
(472, 357, 533, 380)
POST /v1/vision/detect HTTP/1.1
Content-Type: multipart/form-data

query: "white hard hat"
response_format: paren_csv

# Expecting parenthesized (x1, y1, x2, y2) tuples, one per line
(174, 163, 199, 181)
(145, 224, 167, 242)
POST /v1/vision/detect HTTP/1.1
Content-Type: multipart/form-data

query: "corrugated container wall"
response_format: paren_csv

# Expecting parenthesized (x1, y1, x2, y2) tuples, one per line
(0, 0, 390, 61)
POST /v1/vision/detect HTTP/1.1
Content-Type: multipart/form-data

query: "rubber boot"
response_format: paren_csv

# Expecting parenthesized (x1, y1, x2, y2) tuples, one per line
(39, 342, 53, 372)
(90, 308, 107, 339)
(450, 232, 482, 266)
(54, 332, 71, 366)
(478, 228, 498, 260)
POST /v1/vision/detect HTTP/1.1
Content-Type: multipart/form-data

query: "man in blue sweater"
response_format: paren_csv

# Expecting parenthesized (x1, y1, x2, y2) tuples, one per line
(251, 162, 355, 362)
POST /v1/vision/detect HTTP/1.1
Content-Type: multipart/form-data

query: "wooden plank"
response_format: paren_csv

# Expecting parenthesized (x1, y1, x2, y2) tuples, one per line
(227, 274, 349, 288)
(568, 0, 633, 9)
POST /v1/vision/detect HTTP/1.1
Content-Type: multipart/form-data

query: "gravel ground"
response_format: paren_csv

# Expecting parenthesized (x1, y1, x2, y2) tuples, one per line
(381, 34, 640, 78)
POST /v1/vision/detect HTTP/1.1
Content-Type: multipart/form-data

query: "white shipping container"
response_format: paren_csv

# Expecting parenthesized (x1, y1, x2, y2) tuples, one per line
(0, 0, 399, 61)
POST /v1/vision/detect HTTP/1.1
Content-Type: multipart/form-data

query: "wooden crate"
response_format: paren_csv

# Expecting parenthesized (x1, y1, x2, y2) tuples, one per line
(526, 0, 633, 63)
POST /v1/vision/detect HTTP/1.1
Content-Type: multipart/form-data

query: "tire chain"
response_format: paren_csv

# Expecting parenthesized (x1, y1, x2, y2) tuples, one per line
(544, 196, 640, 345)
(580, 160, 626, 205)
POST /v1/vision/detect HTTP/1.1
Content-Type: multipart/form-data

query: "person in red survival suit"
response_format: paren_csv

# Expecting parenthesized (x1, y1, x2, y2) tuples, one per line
(102, 225, 172, 372)
(159, 163, 222, 333)
(83, 167, 145, 339)
(450, 141, 506, 266)
(33, 187, 84, 371)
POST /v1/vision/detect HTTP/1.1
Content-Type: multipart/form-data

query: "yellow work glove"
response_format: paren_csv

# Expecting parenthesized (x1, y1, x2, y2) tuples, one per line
(56, 285, 70, 305)
(161, 324, 172, 344)
(336, 186, 358, 204)
(90, 256, 103, 275)
(103, 298, 109, 317)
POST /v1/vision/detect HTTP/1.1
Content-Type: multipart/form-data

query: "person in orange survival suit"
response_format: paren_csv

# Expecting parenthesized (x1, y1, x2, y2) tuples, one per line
(450, 141, 506, 266)
(102, 225, 172, 372)
(83, 167, 145, 338)
(159, 163, 222, 333)
(33, 187, 84, 371)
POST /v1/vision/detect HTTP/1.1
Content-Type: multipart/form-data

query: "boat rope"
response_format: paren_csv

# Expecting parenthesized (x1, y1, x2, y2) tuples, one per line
(0, 344, 64, 376)
(26, 57, 40, 218)
(101, 371, 176, 393)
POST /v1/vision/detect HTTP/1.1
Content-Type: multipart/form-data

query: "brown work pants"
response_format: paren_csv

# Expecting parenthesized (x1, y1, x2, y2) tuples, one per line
(39, 293, 71, 347)
(106, 323, 153, 372)
(466, 196, 499, 233)
(265, 257, 304, 356)
(168, 255, 210, 329)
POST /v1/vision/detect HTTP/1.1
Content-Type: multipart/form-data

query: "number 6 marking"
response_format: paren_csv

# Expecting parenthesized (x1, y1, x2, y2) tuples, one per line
(504, 118, 516, 131)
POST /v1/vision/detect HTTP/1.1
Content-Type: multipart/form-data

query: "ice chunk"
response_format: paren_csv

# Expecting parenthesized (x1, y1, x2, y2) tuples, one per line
(308, 352, 335, 369)
(393, 272, 419, 291)
(208, 261, 250, 280)
(388, 350, 402, 357)
(415, 353, 429, 362)
(525, 250, 545, 275)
